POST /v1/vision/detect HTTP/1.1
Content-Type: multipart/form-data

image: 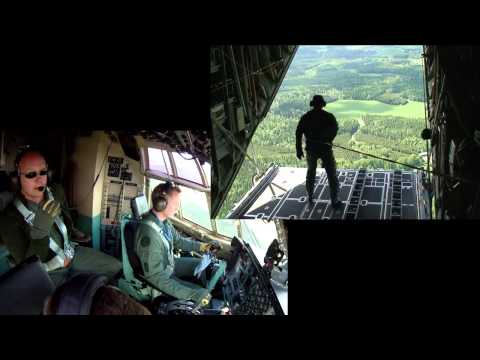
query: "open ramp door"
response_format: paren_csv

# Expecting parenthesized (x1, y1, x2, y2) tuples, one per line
(210, 45, 298, 217)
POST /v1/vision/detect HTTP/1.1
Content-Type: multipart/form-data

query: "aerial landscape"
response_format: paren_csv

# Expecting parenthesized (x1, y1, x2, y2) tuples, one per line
(218, 45, 427, 217)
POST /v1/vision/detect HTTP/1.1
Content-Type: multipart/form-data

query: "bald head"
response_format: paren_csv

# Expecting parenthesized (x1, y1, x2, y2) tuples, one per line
(18, 151, 46, 171)
(17, 150, 48, 203)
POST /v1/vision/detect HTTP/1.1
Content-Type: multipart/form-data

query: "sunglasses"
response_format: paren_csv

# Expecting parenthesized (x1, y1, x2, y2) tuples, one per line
(20, 169, 48, 179)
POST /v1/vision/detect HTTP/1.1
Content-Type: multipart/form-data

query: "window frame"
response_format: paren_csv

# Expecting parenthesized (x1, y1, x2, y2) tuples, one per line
(146, 177, 279, 250)
(140, 142, 210, 192)
(146, 176, 233, 241)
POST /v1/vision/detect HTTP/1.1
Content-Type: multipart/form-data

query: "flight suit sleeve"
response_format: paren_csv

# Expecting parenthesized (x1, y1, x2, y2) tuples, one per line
(170, 224, 201, 253)
(0, 213, 50, 264)
(135, 224, 207, 302)
(295, 117, 305, 153)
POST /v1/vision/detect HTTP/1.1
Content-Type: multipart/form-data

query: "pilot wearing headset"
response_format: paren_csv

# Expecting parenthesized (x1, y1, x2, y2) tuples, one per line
(0, 147, 122, 286)
(134, 182, 221, 307)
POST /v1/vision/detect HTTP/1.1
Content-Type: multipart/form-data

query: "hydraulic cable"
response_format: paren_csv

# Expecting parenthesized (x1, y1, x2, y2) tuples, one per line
(316, 141, 480, 186)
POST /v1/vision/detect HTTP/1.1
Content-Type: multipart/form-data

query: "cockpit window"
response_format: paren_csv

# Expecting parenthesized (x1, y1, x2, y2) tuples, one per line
(147, 174, 278, 248)
(147, 148, 173, 177)
(178, 186, 213, 231)
(239, 220, 278, 265)
(147, 178, 214, 232)
(215, 219, 238, 238)
(171, 152, 203, 185)
(142, 144, 209, 192)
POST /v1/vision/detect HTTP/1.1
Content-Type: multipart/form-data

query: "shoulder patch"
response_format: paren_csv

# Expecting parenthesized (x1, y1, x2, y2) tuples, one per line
(141, 236, 151, 247)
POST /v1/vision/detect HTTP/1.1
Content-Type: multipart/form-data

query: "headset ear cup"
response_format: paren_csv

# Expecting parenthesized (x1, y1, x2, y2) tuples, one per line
(154, 196, 167, 212)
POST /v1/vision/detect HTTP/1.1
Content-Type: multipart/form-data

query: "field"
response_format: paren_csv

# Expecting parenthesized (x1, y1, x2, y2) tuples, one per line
(325, 100, 425, 118)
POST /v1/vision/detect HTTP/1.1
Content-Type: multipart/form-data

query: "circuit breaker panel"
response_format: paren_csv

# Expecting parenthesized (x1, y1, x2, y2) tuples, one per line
(101, 155, 142, 257)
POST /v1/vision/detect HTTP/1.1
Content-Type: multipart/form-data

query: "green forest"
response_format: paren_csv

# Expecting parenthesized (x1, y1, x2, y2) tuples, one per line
(218, 46, 428, 217)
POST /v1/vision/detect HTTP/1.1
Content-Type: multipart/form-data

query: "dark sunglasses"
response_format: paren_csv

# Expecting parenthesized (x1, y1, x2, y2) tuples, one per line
(20, 169, 48, 179)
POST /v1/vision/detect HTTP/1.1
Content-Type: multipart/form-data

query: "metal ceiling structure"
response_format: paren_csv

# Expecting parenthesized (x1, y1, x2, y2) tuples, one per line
(423, 46, 480, 218)
(132, 130, 210, 165)
(210, 45, 298, 218)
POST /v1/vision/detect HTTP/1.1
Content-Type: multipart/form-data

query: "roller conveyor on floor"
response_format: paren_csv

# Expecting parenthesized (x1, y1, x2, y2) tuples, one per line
(241, 169, 428, 220)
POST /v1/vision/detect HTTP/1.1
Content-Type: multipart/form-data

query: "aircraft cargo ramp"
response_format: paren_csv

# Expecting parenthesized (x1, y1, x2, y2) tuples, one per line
(228, 167, 431, 220)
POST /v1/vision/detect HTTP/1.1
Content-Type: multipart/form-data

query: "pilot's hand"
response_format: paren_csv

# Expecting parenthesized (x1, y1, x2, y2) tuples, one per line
(33, 199, 61, 233)
(199, 240, 222, 253)
(195, 289, 212, 307)
(296, 150, 304, 160)
(43, 200, 61, 217)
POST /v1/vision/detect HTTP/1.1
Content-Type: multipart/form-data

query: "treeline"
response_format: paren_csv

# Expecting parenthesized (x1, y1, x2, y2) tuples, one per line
(283, 56, 424, 104)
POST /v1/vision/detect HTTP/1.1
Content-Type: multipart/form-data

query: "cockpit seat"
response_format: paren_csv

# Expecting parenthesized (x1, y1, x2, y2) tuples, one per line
(0, 171, 14, 212)
(118, 194, 165, 302)
(0, 255, 55, 314)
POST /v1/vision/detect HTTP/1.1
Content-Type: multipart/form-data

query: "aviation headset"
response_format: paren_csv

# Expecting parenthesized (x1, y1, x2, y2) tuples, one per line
(151, 181, 175, 212)
(48, 273, 109, 315)
(310, 95, 326, 108)
(11, 147, 53, 188)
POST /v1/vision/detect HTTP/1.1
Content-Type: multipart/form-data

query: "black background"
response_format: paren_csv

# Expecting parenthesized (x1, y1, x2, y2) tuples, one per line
(2, 13, 479, 347)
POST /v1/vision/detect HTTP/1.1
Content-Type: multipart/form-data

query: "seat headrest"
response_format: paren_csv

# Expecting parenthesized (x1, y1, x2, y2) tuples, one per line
(0, 171, 10, 192)
(131, 194, 149, 220)
(0, 255, 55, 315)
(0, 246, 11, 275)
(0, 191, 14, 212)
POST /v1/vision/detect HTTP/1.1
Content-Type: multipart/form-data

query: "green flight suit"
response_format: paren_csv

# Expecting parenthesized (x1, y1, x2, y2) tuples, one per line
(0, 184, 122, 287)
(134, 211, 209, 303)
(296, 108, 340, 203)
